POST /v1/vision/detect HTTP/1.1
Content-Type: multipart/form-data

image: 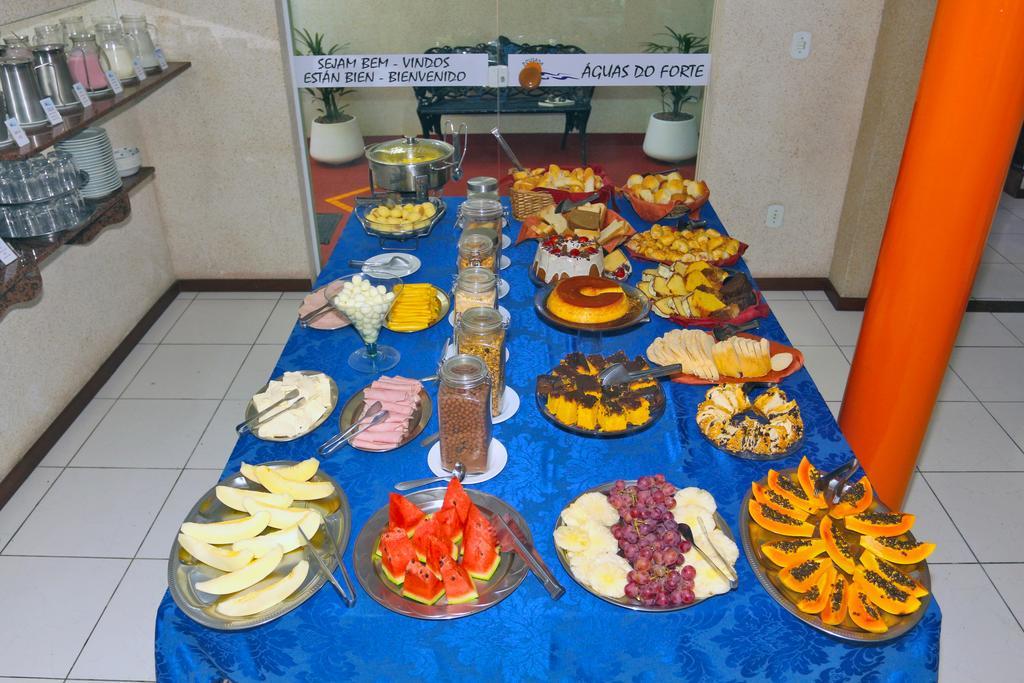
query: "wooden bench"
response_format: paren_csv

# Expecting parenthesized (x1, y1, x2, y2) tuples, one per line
(414, 35, 595, 164)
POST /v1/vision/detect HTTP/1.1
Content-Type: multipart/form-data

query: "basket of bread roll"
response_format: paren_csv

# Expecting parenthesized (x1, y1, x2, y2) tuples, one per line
(620, 172, 709, 223)
(646, 329, 803, 385)
(506, 165, 614, 220)
(516, 202, 635, 251)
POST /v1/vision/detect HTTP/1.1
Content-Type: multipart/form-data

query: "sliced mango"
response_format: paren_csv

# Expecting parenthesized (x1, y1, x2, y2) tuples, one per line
(256, 466, 333, 501)
(181, 511, 270, 545)
(242, 498, 314, 530)
(177, 533, 254, 572)
(195, 545, 284, 595)
(231, 510, 321, 557)
(216, 560, 309, 617)
(216, 485, 292, 512)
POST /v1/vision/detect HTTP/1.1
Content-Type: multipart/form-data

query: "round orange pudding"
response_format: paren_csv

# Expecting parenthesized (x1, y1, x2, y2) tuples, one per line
(547, 276, 630, 323)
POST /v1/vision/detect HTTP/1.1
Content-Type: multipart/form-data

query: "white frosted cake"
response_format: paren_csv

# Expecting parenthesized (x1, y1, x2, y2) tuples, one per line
(532, 235, 604, 284)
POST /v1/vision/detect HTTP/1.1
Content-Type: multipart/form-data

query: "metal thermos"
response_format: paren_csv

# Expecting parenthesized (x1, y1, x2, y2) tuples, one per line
(0, 56, 49, 130)
(32, 44, 82, 114)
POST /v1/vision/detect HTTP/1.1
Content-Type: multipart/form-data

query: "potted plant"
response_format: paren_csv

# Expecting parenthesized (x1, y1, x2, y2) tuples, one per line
(642, 28, 709, 162)
(294, 29, 362, 164)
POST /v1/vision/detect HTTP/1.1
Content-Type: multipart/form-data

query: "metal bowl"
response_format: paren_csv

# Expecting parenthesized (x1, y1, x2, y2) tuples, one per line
(365, 136, 457, 194)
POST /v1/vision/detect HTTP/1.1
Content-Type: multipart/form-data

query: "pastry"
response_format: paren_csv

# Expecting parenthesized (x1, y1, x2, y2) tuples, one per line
(547, 276, 630, 324)
(627, 225, 741, 264)
(532, 235, 603, 284)
(696, 385, 803, 456)
(537, 352, 664, 433)
(638, 261, 757, 320)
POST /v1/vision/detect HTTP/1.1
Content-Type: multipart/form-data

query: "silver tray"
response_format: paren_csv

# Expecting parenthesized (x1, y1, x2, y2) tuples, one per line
(553, 481, 738, 611)
(352, 487, 529, 619)
(739, 467, 932, 642)
(244, 370, 338, 442)
(533, 280, 650, 333)
(384, 287, 450, 333)
(337, 386, 433, 452)
(167, 461, 350, 630)
(534, 378, 665, 438)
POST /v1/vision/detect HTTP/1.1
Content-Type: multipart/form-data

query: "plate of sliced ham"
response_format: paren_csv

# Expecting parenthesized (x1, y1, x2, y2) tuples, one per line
(337, 376, 433, 452)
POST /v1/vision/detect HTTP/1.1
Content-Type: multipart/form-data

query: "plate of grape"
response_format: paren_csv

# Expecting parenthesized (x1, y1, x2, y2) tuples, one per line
(552, 475, 740, 611)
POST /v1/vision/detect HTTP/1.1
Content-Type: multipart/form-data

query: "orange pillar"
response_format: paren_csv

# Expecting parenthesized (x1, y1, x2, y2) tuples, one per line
(839, 0, 1024, 507)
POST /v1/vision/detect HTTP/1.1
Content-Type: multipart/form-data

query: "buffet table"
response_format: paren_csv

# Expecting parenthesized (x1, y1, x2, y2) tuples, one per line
(154, 198, 940, 682)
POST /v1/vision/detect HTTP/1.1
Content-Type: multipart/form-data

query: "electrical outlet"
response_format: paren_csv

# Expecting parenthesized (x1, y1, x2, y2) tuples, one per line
(765, 204, 784, 228)
(790, 32, 811, 60)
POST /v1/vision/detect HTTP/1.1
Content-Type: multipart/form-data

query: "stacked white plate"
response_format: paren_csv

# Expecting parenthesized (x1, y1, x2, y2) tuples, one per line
(54, 128, 123, 200)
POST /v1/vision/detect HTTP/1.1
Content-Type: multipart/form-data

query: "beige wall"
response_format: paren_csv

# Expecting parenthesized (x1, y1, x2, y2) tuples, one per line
(829, 0, 936, 298)
(697, 0, 885, 278)
(287, 0, 714, 136)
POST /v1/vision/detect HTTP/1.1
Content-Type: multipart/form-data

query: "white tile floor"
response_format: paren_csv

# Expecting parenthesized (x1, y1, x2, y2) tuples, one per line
(973, 194, 1024, 300)
(2, 290, 1024, 680)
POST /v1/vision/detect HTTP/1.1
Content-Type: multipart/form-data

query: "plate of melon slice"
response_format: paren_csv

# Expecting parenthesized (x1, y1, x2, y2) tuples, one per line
(167, 458, 349, 630)
(739, 456, 934, 642)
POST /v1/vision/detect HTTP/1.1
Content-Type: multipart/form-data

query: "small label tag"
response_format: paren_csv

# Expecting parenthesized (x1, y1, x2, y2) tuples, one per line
(4, 117, 30, 147)
(105, 70, 124, 94)
(71, 82, 93, 108)
(0, 237, 18, 266)
(132, 57, 148, 82)
(39, 98, 64, 126)
(154, 48, 169, 71)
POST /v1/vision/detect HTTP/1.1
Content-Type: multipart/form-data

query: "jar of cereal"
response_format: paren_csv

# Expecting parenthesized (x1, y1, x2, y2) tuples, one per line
(457, 232, 495, 271)
(453, 266, 497, 317)
(438, 354, 492, 473)
(456, 306, 507, 417)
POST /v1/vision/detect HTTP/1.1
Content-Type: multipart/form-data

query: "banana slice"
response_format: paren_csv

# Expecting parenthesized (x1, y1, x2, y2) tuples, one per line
(673, 487, 717, 514)
(255, 466, 333, 501)
(216, 560, 310, 617)
(242, 498, 315, 529)
(180, 511, 270, 545)
(195, 545, 284, 595)
(587, 554, 631, 598)
(232, 510, 321, 557)
(216, 486, 293, 512)
(177, 533, 254, 572)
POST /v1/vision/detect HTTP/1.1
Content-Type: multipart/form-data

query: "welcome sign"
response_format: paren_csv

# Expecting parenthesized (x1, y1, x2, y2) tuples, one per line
(291, 54, 489, 88)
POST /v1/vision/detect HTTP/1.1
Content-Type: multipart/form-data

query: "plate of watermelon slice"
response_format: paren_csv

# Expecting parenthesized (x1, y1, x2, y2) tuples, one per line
(352, 478, 530, 619)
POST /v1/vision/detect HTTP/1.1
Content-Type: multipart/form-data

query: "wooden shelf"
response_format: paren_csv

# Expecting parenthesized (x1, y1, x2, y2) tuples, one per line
(0, 167, 155, 319)
(0, 62, 191, 161)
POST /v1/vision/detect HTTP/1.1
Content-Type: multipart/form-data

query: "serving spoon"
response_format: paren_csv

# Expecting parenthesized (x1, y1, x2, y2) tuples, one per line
(394, 461, 466, 491)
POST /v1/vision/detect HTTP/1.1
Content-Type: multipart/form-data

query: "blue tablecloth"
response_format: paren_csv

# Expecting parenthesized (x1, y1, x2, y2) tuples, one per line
(155, 198, 940, 682)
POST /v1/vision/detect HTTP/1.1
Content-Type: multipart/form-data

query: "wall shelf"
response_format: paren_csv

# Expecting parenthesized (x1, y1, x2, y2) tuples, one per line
(0, 62, 191, 161)
(0, 167, 155, 319)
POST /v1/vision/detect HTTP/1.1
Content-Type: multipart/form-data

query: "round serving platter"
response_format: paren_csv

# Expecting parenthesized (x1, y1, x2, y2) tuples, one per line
(352, 487, 529, 620)
(553, 481, 738, 612)
(739, 467, 932, 643)
(243, 371, 338, 443)
(533, 281, 650, 333)
(337, 386, 433, 452)
(167, 461, 350, 630)
(534, 379, 665, 438)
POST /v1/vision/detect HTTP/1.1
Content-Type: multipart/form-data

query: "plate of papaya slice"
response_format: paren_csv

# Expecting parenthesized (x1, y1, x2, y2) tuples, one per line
(739, 456, 934, 642)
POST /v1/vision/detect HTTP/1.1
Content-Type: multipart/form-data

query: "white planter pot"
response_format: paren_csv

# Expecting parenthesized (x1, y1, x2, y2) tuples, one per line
(309, 116, 364, 164)
(642, 112, 699, 162)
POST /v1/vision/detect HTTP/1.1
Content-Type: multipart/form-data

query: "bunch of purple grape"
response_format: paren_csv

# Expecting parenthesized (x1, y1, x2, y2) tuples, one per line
(608, 474, 697, 607)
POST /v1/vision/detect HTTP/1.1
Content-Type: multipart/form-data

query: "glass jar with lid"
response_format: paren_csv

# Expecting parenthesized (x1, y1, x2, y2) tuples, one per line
(67, 33, 110, 92)
(457, 232, 495, 272)
(3, 36, 32, 60)
(438, 354, 492, 474)
(120, 14, 159, 71)
(453, 266, 497, 317)
(95, 20, 137, 82)
(466, 176, 499, 202)
(59, 16, 85, 46)
(456, 307, 507, 418)
(34, 24, 63, 47)
(457, 197, 505, 267)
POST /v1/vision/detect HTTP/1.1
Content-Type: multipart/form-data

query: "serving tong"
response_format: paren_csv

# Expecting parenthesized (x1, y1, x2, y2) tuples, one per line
(815, 457, 862, 509)
(494, 514, 565, 600)
(317, 401, 389, 457)
(298, 517, 357, 607)
(235, 389, 301, 435)
(678, 519, 739, 590)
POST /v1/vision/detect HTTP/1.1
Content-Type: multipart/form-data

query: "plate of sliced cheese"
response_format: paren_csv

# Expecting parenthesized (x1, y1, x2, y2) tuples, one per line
(244, 371, 338, 441)
(646, 329, 804, 385)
